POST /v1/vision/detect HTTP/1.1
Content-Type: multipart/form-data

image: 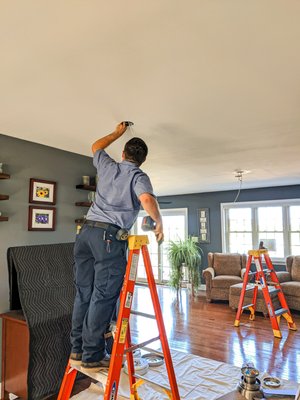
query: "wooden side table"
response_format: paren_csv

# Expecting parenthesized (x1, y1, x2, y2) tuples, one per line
(1, 311, 29, 400)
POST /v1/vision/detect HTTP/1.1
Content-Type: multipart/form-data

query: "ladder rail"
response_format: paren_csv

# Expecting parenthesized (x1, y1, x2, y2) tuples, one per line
(234, 255, 253, 326)
(141, 245, 180, 400)
(57, 364, 77, 400)
(104, 247, 139, 399)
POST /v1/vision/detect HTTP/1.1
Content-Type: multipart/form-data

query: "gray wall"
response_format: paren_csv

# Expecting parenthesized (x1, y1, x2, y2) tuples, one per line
(158, 185, 300, 275)
(0, 133, 95, 377)
(0, 134, 96, 311)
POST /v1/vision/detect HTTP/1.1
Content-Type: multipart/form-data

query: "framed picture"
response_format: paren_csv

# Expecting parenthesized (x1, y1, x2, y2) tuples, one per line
(29, 178, 57, 205)
(28, 206, 56, 231)
(198, 208, 210, 243)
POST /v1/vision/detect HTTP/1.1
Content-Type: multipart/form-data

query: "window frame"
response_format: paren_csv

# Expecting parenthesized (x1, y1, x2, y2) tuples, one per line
(132, 207, 188, 284)
(221, 198, 300, 263)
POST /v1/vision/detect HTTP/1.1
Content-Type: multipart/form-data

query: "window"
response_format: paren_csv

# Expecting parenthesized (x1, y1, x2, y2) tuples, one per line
(132, 208, 188, 283)
(221, 199, 300, 262)
(290, 206, 300, 255)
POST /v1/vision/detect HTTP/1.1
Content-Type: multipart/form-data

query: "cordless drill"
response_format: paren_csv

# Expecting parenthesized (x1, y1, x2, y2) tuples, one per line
(141, 216, 156, 231)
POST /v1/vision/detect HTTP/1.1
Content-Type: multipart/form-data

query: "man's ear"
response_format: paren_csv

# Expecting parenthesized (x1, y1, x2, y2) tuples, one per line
(122, 151, 125, 160)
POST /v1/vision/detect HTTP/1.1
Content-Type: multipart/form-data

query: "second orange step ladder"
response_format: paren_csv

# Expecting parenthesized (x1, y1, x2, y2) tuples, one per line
(58, 235, 180, 400)
(234, 249, 297, 338)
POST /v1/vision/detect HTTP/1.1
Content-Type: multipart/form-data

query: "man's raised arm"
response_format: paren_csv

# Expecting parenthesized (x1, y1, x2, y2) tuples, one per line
(92, 122, 127, 154)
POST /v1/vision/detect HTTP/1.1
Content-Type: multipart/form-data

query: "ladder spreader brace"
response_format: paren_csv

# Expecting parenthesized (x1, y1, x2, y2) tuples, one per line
(58, 235, 180, 400)
(234, 249, 297, 338)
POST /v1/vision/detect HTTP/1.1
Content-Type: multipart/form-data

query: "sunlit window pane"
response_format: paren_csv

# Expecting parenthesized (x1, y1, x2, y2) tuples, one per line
(290, 206, 300, 231)
(161, 215, 185, 269)
(258, 232, 284, 258)
(258, 207, 282, 231)
(229, 233, 252, 253)
(257, 207, 283, 258)
(229, 208, 252, 231)
(291, 233, 300, 255)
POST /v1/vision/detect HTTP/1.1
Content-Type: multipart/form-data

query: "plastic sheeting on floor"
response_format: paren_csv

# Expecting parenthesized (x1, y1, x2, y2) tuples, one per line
(71, 350, 243, 400)
(71, 350, 300, 400)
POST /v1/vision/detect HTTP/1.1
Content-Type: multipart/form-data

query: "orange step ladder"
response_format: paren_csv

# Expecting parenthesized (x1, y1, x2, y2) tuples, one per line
(58, 235, 180, 400)
(234, 249, 297, 338)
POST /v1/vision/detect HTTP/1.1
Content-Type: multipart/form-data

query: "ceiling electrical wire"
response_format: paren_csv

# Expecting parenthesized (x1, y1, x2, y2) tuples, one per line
(233, 171, 243, 203)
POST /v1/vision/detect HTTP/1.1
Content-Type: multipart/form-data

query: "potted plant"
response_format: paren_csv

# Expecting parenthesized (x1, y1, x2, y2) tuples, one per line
(168, 237, 202, 297)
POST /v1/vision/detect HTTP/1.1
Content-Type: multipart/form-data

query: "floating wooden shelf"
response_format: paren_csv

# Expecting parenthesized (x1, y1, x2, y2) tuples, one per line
(0, 216, 9, 221)
(0, 194, 9, 200)
(75, 202, 92, 207)
(76, 184, 96, 192)
(0, 173, 10, 179)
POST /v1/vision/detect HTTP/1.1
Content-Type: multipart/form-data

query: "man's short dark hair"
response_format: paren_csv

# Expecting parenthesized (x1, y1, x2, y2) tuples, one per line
(124, 137, 148, 166)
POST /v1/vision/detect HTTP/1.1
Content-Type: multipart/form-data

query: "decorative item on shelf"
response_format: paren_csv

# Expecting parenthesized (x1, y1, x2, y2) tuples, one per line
(88, 191, 96, 203)
(29, 178, 57, 205)
(198, 208, 210, 243)
(28, 206, 56, 231)
(0, 163, 3, 173)
(82, 176, 90, 186)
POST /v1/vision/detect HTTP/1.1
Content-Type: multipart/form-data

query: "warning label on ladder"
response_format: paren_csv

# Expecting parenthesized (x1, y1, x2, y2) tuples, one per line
(125, 292, 133, 308)
(129, 254, 139, 281)
(119, 318, 129, 343)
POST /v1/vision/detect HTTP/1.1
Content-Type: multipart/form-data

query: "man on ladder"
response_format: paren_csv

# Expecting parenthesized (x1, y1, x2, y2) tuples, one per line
(70, 121, 164, 372)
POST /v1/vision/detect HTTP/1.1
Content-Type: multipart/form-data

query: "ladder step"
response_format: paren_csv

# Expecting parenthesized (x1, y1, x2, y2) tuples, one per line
(131, 310, 156, 319)
(263, 268, 273, 274)
(125, 336, 160, 354)
(70, 363, 109, 383)
(245, 284, 255, 291)
(242, 303, 254, 310)
(248, 271, 257, 276)
(267, 281, 278, 286)
(142, 346, 164, 357)
(275, 308, 288, 317)
(268, 288, 281, 295)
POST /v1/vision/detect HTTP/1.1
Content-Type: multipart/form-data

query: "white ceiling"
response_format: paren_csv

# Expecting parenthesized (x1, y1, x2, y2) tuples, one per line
(1, 1, 300, 196)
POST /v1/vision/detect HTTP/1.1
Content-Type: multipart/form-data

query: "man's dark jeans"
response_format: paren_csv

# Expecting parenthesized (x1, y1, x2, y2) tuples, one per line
(70, 224, 127, 363)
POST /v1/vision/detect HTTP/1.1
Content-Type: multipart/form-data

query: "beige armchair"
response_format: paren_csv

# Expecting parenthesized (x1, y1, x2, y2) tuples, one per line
(202, 252, 247, 302)
(276, 255, 300, 311)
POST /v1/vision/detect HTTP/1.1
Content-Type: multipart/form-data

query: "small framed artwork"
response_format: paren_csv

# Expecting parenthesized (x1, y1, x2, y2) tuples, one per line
(198, 208, 210, 243)
(28, 206, 56, 231)
(29, 178, 57, 205)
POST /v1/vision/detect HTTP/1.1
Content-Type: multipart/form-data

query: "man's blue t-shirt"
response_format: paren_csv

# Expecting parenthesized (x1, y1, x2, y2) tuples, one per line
(86, 149, 154, 230)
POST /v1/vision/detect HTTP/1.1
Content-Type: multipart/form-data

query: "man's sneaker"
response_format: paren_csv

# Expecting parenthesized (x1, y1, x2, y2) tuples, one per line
(81, 354, 111, 373)
(69, 352, 82, 366)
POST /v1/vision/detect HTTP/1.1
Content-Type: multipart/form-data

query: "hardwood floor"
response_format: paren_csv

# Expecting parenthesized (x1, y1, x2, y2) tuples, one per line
(58, 284, 300, 399)
(130, 285, 300, 383)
